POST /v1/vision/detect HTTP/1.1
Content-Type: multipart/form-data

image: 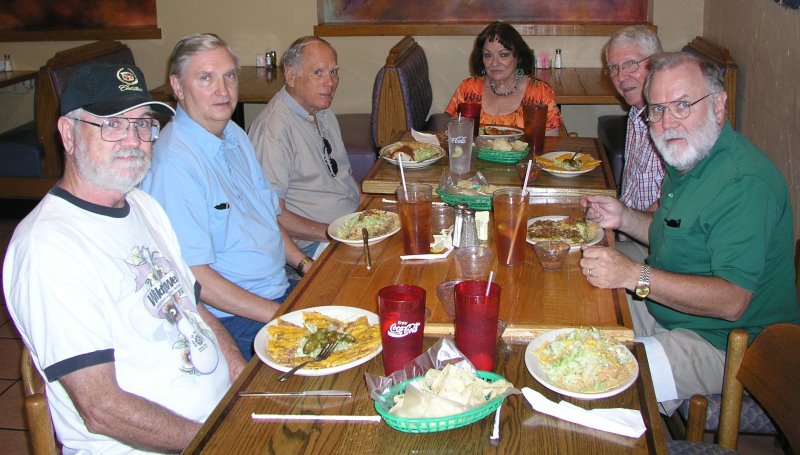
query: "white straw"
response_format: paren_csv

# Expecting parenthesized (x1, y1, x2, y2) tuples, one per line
(252, 413, 382, 422)
(485, 271, 494, 297)
(522, 159, 532, 189)
(398, 155, 408, 198)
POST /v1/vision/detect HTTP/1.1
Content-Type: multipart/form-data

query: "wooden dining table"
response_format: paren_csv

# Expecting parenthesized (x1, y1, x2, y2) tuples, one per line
(362, 136, 618, 198)
(182, 196, 666, 454)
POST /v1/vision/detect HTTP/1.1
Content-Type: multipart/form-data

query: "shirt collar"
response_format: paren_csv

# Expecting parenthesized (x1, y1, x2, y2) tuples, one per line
(174, 106, 241, 155)
(279, 86, 326, 123)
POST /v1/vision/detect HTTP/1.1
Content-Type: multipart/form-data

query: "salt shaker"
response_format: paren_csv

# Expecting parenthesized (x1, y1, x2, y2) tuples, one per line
(264, 51, 273, 68)
(3, 54, 11, 72)
(452, 203, 469, 248)
(458, 208, 479, 248)
(554, 49, 563, 69)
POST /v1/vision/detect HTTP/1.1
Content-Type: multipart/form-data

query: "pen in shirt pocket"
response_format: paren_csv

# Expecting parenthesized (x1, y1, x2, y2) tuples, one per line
(214, 202, 230, 210)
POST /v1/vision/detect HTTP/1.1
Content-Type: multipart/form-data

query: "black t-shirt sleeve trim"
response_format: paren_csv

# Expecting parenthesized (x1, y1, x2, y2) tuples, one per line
(43, 349, 115, 382)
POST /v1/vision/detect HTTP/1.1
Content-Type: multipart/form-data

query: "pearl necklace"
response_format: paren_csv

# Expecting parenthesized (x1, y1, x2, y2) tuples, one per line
(488, 75, 520, 97)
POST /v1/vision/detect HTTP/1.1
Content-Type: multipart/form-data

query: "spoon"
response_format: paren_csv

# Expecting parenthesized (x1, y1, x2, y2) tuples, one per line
(562, 151, 581, 170)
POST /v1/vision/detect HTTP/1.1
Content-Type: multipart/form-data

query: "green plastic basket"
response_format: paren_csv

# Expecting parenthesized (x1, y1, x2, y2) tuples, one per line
(374, 371, 506, 433)
(436, 189, 492, 211)
(477, 148, 530, 164)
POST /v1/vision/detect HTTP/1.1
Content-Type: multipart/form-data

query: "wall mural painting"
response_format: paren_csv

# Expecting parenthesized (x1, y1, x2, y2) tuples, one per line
(321, 0, 649, 24)
(0, 0, 157, 37)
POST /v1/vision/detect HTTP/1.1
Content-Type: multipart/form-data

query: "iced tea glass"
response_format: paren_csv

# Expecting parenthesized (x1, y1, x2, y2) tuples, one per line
(492, 188, 529, 266)
(523, 103, 548, 155)
(396, 183, 432, 255)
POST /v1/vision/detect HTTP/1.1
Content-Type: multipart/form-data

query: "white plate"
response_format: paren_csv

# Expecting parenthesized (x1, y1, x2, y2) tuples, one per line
(539, 151, 599, 178)
(254, 306, 382, 376)
(477, 125, 524, 140)
(524, 328, 639, 400)
(526, 215, 603, 250)
(327, 210, 401, 247)
(379, 142, 446, 169)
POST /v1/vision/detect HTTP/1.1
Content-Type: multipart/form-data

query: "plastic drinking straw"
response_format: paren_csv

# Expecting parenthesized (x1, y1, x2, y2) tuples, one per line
(485, 271, 494, 297)
(522, 159, 532, 190)
(398, 155, 408, 198)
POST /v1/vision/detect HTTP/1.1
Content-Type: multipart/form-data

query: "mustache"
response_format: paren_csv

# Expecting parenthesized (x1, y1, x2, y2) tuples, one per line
(658, 129, 687, 141)
(113, 148, 147, 160)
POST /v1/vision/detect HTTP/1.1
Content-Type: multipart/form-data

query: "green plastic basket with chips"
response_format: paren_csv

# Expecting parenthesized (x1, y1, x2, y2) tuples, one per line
(374, 371, 506, 433)
(477, 148, 530, 164)
(436, 188, 492, 211)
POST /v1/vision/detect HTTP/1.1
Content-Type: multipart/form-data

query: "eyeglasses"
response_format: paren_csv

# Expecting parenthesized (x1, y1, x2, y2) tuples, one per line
(646, 92, 721, 123)
(70, 117, 161, 142)
(322, 137, 338, 177)
(603, 56, 651, 77)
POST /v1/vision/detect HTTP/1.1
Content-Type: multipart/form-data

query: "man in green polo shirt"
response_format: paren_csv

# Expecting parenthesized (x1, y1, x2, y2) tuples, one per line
(579, 51, 799, 415)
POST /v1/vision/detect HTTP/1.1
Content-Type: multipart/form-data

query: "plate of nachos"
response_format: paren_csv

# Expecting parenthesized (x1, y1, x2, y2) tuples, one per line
(524, 327, 639, 399)
(255, 306, 382, 376)
(536, 152, 602, 178)
(526, 216, 603, 250)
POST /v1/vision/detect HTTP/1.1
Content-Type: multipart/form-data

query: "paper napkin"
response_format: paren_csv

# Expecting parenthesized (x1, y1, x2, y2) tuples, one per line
(521, 387, 646, 438)
(411, 129, 441, 146)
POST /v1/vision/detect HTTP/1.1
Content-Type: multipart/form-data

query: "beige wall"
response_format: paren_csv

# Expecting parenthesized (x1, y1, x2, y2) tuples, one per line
(704, 0, 800, 240)
(0, 0, 701, 136)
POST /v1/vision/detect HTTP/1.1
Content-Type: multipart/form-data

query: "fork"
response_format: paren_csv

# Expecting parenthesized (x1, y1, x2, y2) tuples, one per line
(277, 341, 338, 382)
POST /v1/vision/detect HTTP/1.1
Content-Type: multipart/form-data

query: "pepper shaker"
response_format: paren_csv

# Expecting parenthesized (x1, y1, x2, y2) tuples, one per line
(264, 51, 273, 68)
(458, 208, 479, 248)
(452, 203, 469, 248)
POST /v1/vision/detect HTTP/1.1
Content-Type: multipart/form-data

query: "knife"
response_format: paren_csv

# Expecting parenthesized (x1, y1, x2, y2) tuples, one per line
(238, 390, 352, 397)
(362, 227, 372, 270)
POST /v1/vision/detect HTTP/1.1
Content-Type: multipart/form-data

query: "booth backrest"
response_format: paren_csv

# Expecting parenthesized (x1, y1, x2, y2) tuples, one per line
(682, 36, 738, 128)
(371, 36, 434, 148)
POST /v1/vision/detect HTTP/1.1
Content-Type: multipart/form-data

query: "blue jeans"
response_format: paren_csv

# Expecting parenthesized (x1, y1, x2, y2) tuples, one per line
(219, 278, 299, 361)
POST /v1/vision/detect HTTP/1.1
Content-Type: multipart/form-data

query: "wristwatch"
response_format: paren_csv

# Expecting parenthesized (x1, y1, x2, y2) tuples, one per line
(634, 264, 651, 298)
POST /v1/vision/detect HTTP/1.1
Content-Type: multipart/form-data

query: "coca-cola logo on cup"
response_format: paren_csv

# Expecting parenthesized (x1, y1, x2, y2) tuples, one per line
(387, 320, 421, 338)
(450, 135, 467, 144)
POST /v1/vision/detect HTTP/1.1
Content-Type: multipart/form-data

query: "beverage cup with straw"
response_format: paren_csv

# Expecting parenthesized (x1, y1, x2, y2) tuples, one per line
(492, 188, 529, 266)
(454, 276, 501, 371)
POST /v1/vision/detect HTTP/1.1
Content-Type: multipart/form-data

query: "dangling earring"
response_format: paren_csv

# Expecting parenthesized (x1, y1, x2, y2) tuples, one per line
(481, 69, 486, 76)
(516, 67, 524, 77)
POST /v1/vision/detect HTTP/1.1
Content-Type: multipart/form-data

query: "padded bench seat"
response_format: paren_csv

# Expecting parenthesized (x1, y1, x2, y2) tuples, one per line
(0, 121, 42, 177)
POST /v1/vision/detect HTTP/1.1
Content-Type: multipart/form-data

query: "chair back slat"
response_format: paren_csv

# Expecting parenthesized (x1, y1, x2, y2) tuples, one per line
(21, 346, 58, 455)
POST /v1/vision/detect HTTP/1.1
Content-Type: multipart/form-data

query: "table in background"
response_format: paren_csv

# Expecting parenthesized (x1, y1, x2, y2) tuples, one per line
(362, 136, 618, 198)
(0, 70, 36, 89)
(536, 67, 620, 106)
(149, 66, 285, 127)
(183, 197, 664, 454)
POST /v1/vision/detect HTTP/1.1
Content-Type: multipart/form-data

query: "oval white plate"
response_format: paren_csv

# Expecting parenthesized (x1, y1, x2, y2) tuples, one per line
(526, 215, 603, 251)
(477, 125, 524, 141)
(524, 328, 639, 400)
(379, 142, 446, 169)
(328, 210, 401, 247)
(539, 151, 599, 178)
(254, 306, 382, 376)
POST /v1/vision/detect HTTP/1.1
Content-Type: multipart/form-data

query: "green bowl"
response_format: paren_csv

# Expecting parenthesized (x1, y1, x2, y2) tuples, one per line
(436, 189, 492, 211)
(477, 148, 531, 164)
(374, 370, 507, 433)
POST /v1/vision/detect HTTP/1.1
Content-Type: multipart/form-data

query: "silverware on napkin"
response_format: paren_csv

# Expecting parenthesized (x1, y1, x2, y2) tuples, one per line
(362, 227, 372, 270)
(238, 390, 352, 398)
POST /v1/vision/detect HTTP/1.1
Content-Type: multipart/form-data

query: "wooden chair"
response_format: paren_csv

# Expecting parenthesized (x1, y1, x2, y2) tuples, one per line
(682, 36, 738, 128)
(21, 346, 58, 455)
(0, 40, 135, 199)
(683, 324, 800, 451)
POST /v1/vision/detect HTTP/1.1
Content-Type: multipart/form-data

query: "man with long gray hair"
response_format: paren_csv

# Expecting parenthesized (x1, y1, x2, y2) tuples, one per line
(142, 33, 307, 360)
(580, 52, 799, 414)
(249, 36, 360, 261)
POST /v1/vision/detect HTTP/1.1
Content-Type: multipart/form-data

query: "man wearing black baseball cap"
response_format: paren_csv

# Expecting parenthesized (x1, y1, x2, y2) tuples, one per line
(3, 62, 245, 452)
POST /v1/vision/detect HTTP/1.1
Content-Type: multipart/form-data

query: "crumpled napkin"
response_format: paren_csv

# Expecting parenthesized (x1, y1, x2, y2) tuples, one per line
(521, 387, 646, 438)
(400, 228, 454, 261)
(411, 129, 441, 146)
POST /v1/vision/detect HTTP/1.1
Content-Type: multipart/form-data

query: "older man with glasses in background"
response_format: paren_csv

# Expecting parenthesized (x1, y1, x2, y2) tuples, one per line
(602, 25, 666, 263)
(4, 63, 243, 453)
(142, 34, 307, 360)
(580, 52, 799, 415)
(248, 36, 361, 264)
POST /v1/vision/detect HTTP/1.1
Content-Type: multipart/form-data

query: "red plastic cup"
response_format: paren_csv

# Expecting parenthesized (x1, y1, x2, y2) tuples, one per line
(454, 280, 501, 371)
(523, 103, 548, 155)
(378, 284, 426, 375)
(457, 102, 481, 136)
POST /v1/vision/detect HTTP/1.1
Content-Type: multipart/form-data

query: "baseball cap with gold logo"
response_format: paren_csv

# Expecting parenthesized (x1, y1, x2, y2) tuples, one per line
(60, 63, 175, 117)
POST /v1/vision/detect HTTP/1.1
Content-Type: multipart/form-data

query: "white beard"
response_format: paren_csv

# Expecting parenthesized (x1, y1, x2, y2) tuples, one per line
(651, 106, 721, 171)
(74, 141, 151, 194)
